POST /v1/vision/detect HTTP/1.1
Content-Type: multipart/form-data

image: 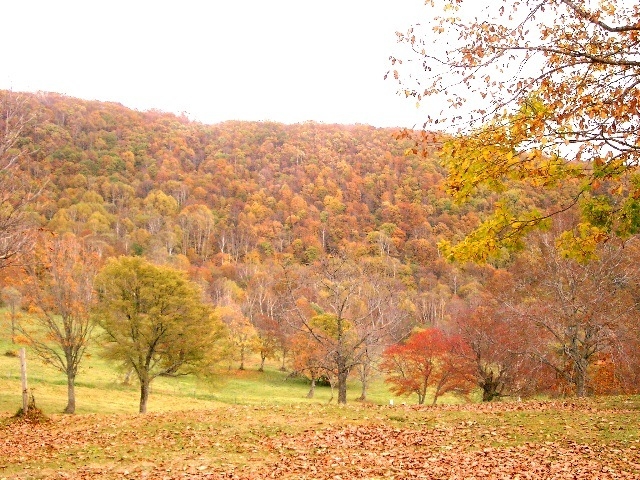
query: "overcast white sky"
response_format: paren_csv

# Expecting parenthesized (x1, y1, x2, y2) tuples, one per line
(1, 0, 429, 129)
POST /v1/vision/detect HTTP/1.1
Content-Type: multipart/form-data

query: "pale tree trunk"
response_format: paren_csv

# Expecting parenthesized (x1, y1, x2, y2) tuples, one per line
(328, 376, 336, 403)
(357, 361, 371, 402)
(358, 382, 367, 402)
(307, 377, 316, 398)
(10, 309, 17, 344)
(123, 368, 134, 385)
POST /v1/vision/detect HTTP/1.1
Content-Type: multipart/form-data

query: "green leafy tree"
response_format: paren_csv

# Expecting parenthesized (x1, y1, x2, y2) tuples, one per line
(94, 256, 226, 413)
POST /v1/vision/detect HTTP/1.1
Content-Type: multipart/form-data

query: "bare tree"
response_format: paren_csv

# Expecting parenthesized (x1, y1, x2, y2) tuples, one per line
(509, 235, 638, 397)
(0, 90, 40, 267)
(284, 255, 405, 404)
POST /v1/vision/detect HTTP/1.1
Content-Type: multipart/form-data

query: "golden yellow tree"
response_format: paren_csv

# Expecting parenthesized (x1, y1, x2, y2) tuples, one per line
(215, 304, 260, 371)
(392, 1, 640, 261)
(94, 257, 226, 413)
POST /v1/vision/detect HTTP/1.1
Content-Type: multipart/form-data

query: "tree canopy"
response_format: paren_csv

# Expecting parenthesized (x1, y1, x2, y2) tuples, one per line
(2, 89, 640, 402)
(392, 0, 640, 261)
(381, 327, 472, 405)
(94, 256, 226, 413)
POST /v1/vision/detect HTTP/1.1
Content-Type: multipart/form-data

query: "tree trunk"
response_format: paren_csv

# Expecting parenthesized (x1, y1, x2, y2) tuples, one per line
(328, 376, 336, 403)
(307, 377, 316, 398)
(481, 371, 502, 402)
(357, 384, 367, 402)
(575, 361, 588, 397)
(337, 369, 349, 404)
(259, 354, 266, 372)
(139, 379, 150, 413)
(482, 382, 499, 402)
(123, 368, 134, 385)
(64, 373, 76, 414)
(357, 362, 369, 402)
(239, 347, 245, 370)
(280, 349, 288, 372)
(10, 313, 17, 344)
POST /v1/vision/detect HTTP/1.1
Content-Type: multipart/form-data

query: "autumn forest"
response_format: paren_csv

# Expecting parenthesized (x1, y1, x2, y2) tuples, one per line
(1, 87, 638, 417)
(3, 0, 640, 477)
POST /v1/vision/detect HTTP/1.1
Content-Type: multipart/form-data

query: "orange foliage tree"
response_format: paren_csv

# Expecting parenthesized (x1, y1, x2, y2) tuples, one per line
(381, 328, 473, 405)
(290, 331, 332, 399)
(453, 293, 548, 402)
(19, 232, 102, 413)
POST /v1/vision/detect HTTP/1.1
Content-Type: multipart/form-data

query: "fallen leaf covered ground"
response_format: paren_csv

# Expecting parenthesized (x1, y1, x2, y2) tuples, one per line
(2, 398, 639, 479)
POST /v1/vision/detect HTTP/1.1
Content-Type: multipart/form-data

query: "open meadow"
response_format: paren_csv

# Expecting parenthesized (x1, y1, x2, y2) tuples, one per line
(2, 339, 640, 479)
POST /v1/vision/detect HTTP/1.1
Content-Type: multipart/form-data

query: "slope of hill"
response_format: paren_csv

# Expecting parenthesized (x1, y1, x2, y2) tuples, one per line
(15, 90, 464, 266)
(4, 90, 499, 298)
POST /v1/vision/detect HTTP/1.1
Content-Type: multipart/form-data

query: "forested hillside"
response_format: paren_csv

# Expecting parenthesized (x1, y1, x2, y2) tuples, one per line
(2, 90, 639, 407)
(6, 90, 487, 320)
(18, 91, 466, 265)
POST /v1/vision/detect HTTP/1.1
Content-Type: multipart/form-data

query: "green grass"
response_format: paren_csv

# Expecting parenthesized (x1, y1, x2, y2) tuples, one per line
(2, 394, 639, 478)
(0, 334, 403, 415)
(3, 331, 640, 478)
(2, 321, 640, 478)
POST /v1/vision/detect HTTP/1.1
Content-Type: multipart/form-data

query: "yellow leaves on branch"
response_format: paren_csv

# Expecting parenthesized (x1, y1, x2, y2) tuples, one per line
(556, 223, 610, 262)
(439, 203, 548, 263)
(440, 96, 579, 203)
(396, 0, 640, 262)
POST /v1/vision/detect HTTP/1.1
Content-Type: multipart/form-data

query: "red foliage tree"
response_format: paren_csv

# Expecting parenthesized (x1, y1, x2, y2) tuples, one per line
(455, 300, 548, 402)
(381, 328, 473, 405)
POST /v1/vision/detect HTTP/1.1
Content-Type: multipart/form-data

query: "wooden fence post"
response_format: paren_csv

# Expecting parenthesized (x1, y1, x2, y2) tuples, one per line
(20, 347, 28, 414)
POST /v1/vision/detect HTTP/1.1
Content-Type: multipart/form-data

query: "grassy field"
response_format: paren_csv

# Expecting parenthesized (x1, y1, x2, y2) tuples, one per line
(0, 334, 399, 415)
(2, 338, 640, 479)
